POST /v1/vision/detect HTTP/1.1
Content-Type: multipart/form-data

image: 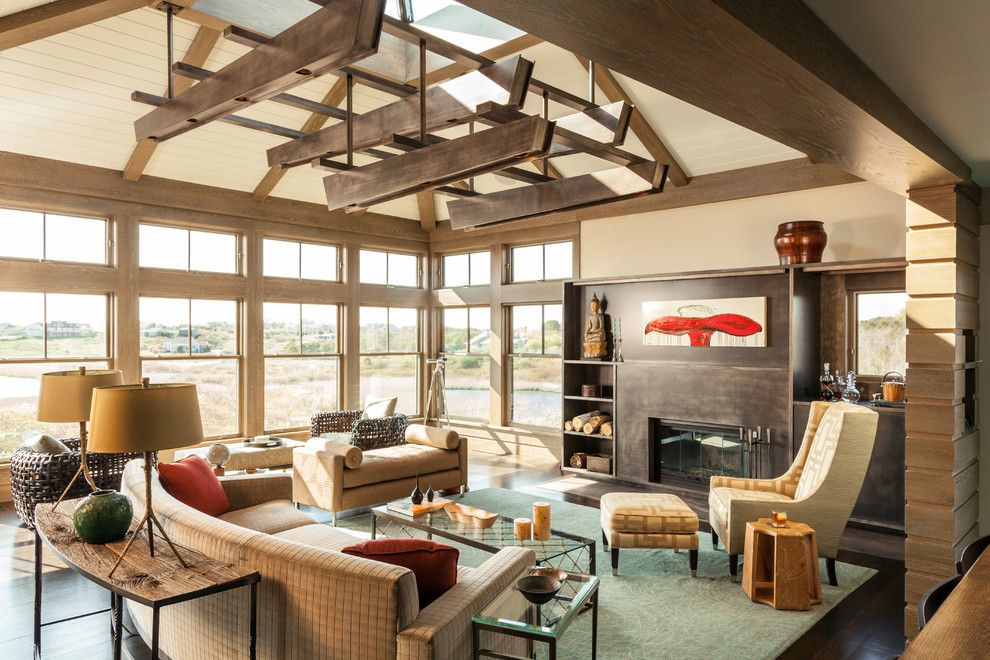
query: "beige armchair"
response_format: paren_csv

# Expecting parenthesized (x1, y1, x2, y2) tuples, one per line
(708, 401, 879, 585)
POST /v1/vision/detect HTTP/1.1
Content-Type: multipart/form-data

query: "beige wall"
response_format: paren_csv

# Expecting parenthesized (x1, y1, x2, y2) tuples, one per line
(580, 182, 906, 277)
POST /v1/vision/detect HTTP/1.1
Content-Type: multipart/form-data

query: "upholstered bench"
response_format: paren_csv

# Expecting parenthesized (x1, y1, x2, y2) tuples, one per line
(600, 492, 700, 576)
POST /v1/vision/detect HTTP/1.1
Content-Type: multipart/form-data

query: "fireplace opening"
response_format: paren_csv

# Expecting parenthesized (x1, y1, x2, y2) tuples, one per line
(651, 418, 747, 483)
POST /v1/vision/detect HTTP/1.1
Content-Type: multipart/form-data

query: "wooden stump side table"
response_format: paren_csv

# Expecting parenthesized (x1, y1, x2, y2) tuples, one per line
(741, 518, 822, 611)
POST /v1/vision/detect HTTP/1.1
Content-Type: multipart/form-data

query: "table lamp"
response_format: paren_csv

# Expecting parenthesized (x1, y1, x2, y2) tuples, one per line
(36, 367, 124, 508)
(87, 378, 204, 577)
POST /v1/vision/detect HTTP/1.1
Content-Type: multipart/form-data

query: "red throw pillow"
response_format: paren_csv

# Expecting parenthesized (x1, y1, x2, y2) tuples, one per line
(342, 538, 458, 607)
(157, 455, 231, 516)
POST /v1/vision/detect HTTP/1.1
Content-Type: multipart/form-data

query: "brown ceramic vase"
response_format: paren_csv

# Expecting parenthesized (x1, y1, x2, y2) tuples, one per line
(774, 221, 827, 264)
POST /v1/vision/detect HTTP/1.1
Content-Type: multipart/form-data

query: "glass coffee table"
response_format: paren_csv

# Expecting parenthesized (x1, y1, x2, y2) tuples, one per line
(472, 566, 599, 660)
(371, 502, 597, 575)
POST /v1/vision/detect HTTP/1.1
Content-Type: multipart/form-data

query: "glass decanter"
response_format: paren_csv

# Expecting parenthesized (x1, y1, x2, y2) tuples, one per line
(819, 362, 835, 401)
(841, 371, 860, 403)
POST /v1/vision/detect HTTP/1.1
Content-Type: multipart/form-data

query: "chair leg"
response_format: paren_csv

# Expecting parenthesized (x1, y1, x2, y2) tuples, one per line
(729, 554, 738, 582)
(690, 549, 698, 577)
(826, 557, 837, 586)
(601, 530, 608, 550)
(711, 528, 718, 549)
(332, 511, 337, 527)
(611, 548, 619, 576)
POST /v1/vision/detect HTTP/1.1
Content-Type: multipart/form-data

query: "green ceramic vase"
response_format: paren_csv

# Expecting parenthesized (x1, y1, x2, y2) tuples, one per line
(73, 489, 132, 545)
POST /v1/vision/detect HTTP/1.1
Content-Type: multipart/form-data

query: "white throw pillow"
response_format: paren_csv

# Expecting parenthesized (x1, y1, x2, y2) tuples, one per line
(364, 395, 398, 418)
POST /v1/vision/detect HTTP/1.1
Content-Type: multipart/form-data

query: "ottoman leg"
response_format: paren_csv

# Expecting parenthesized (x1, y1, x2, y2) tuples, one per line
(690, 549, 698, 577)
(729, 554, 738, 582)
(611, 548, 619, 576)
(711, 529, 718, 549)
(826, 557, 838, 586)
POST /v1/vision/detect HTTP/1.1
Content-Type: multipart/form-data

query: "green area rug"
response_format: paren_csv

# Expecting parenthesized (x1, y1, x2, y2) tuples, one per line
(334, 488, 876, 660)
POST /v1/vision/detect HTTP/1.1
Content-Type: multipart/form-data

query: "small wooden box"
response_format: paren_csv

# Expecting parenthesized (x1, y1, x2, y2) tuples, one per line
(581, 384, 599, 397)
(586, 454, 612, 473)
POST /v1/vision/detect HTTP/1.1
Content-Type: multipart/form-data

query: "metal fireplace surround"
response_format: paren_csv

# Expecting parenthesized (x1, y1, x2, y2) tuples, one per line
(650, 418, 771, 483)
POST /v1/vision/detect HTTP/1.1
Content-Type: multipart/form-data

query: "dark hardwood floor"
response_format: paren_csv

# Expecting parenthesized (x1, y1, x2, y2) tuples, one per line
(2, 450, 906, 659)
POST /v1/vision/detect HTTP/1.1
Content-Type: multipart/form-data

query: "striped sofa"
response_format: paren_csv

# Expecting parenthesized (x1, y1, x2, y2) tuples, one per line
(120, 460, 533, 660)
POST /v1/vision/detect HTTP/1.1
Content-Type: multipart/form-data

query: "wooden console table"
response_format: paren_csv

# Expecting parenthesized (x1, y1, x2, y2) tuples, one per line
(742, 518, 822, 610)
(34, 501, 260, 660)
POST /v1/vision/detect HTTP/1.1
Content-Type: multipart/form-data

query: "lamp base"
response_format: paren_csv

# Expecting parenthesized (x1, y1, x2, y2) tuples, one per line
(107, 452, 186, 578)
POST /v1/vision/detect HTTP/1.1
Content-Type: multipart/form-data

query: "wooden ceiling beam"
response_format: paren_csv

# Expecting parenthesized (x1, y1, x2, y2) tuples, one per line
(417, 34, 542, 88)
(252, 78, 349, 201)
(132, 91, 306, 138)
(458, 0, 971, 193)
(0, 0, 148, 51)
(417, 192, 437, 231)
(266, 55, 533, 168)
(122, 24, 221, 182)
(324, 115, 554, 210)
(134, 0, 384, 142)
(575, 55, 690, 187)
(447, 161, 667, 229)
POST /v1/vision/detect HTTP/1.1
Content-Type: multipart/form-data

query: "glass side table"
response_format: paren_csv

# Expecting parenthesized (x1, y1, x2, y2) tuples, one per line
(472, 567, 599, 660)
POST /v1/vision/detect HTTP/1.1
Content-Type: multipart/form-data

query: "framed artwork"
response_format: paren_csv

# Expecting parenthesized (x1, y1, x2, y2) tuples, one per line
(642, 297, 767, 347)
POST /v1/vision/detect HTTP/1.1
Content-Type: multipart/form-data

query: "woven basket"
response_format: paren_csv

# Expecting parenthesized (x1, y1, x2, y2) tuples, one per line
(586, 454, 612, 474)
(9, 438, 145, 528)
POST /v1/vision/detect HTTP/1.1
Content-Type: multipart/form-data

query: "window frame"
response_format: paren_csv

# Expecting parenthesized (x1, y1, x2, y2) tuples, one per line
(262, 301, 342, 432)
(438, 305, 491, 422)
(848, 286, 908, 382)
(138, 296, 242, 439)
(0, 207, 110, 267)
(359, 305, 423, 416)
(507, 240, 573, 284)
(506, 302, 563, 429)
(262, 237, 341, 282)
(440, 250, 491, 288)
(138, 222, 240, 275)
(359, 248, 423, 288)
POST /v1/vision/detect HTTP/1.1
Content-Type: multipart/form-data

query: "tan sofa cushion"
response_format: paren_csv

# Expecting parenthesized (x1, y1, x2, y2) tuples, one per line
(274, 523, 362, 552)
(307, 435, 363, 468)
(218, 500, 315, 534)
(342, 444, 460, 489)
(405, 424, 459, 450)
(708, 486, 792, 528)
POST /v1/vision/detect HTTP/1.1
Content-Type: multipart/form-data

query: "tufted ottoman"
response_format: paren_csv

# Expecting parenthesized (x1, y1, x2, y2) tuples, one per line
(600, 492, 700, 576)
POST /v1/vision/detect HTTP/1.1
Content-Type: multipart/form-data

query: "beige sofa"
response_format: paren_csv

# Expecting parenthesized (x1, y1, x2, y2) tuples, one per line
(293, 424, 467, 524)
(120, 460, 533, 660)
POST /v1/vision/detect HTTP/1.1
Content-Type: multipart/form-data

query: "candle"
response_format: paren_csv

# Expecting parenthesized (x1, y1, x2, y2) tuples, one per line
(532, 502, 551, 541)
(514, 518, 532, 541)
(771, 510, 787, 527)
(615, 318, 621, 342)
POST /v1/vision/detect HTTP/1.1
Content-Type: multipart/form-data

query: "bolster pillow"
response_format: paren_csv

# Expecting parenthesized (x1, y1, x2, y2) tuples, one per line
(404, 424, 459, 450)
(306, 436, 363, 469)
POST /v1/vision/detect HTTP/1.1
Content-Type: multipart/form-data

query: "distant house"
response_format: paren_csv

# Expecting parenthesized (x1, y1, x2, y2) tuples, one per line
(162, 340, 211, 354)
(26, 321, 94, 338)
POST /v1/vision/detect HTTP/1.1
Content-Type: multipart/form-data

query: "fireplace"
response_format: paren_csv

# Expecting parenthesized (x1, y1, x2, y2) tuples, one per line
(651, 418, 748, 483)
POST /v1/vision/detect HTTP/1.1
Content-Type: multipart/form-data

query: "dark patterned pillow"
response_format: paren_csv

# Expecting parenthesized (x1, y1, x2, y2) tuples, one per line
(349, 414, 409, 451)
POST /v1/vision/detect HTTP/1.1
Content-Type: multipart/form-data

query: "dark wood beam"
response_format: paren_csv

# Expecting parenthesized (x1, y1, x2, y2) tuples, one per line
(134, 0, 384, 142)
(575, 55, 690, 186)
(132, 91, 306, 139)
(0, 0, 147, 51)
(448, 161, 667, 229)
(266, 55, 533, 168)
(123, 25, 222, 182)
(323, 115, 553, 210)
(253, 78, 349, 201)
(418, 34, 542, 88)
(458, 0, 971, 193)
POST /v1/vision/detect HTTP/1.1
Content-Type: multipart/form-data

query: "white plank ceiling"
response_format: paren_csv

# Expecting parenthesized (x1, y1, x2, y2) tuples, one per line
(0, 3, 804, 222)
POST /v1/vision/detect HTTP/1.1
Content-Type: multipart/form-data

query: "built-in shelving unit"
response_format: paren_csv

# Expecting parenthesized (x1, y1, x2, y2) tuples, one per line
(561, 358, 617, 478)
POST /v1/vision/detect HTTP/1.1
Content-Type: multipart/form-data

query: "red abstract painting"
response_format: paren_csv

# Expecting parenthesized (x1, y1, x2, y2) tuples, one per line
(643, 299, 767, 347)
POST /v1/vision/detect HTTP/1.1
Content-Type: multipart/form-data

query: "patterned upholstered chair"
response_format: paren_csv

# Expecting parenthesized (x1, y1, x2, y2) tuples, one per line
(708, 401, 879, 585)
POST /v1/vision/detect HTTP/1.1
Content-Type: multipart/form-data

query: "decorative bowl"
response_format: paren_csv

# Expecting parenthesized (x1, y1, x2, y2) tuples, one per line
(530, 567, 568, 582)
(444, 503, 499, 528)
(516, 575, 561, 605)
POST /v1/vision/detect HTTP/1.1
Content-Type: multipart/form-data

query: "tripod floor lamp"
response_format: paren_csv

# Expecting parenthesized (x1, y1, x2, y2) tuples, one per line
(87, 378, 204, 577)
(36, 367, 124, 509)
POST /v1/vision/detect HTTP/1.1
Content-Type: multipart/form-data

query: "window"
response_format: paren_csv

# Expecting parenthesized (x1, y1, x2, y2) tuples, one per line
(360, 249, 420, 287)
(140, 297, 239, 437)
(263, 302, 340, 431)
(854, 291, 907, 376)
(0, 291, 110, 458)
(509, 241, 572, 283)
(263, 238, 339, 281)
(360, 306, 420, 415)
(508, 304, 562, 427)
(440, 307, 491, 420)
(442, 251, 491, 287)
(0, 208, 108, 265)
(139, 224, 237, 274)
